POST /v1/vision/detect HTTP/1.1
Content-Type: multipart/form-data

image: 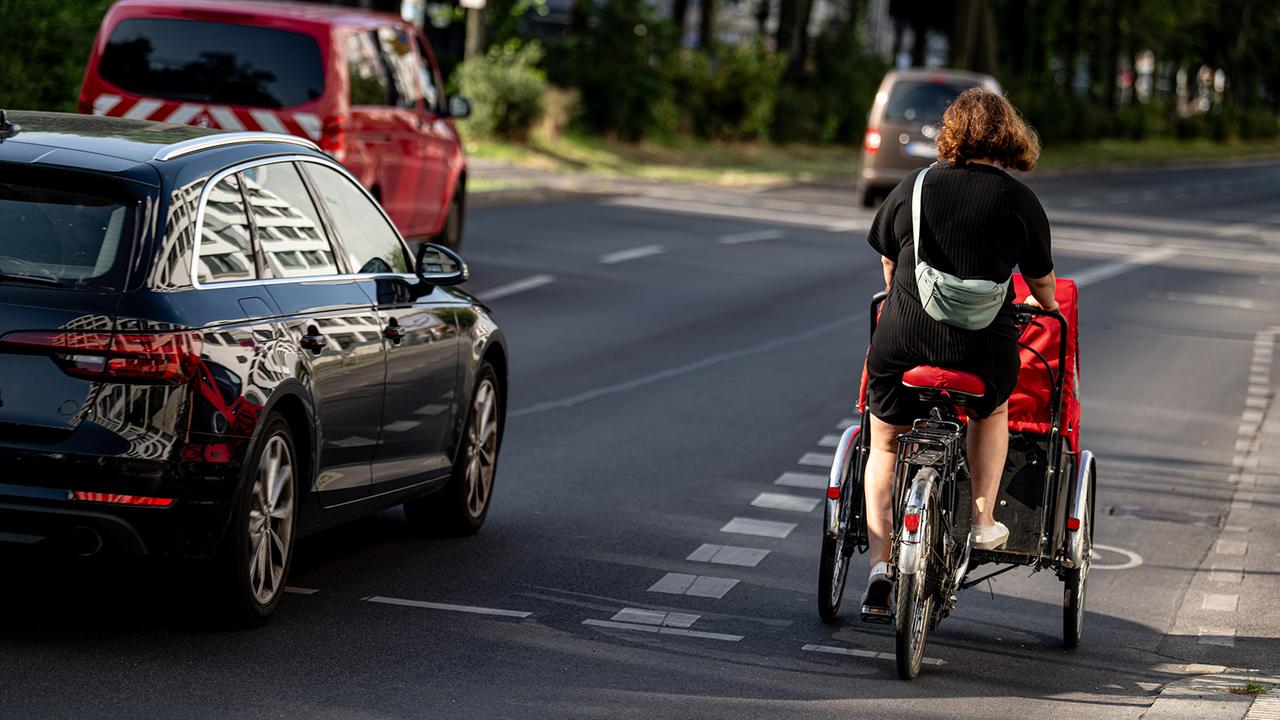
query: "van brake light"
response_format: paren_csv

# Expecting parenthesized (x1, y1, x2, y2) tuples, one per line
(0, 330, 202, 384)
(864, 129, 882, 154)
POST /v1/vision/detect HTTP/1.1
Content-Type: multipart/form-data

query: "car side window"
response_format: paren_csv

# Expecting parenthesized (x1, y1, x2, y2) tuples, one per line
(376, 26, 424, 109)
(197, 175, 256, 283)
(304, 164, 410, 275)
(238, 162, 339, 279)
(347, 31, 392, 106)
(410, 35, 441, 112)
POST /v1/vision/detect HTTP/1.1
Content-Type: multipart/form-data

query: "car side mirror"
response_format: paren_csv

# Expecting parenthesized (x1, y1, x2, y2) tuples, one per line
(448, 95, 472, 119)
(415, 242, 469, 285)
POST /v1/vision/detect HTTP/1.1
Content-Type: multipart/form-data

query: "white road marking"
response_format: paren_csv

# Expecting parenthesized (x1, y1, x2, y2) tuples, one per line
(1202, 593, 1239, 612)
(721, 517, 796, 538)
(1156, 292, 1265, 310)
(1215, 539, 1248, 555)
(1071, 248, 1179, 287)
(774, 471, 827, 489)
(479, 274, 555, 301)
(687, 543, 770, 567)
(802, 643, 945, 666)
(1198, 627, 1237, 647)
(751, 492, 821, 513)
(611, 607, 699, 628)
(825, 218, 874, 232)
(1066, 197, 1093, 208)
(599, 245, 665, 264)
(123, 98, 163, 120)
(284, 586, 319, 595)
(608, 196, 863, 232)
(836, 417, 857, 430)
(719, 229, 784, 245)
(363, 595, 532, 618)
(647, 572, 738, 599)
(582, 619, 743, 642)
(817, 434, 842, 448)
(1090, 544, 1144, 570)
(798, 452, 835, 467)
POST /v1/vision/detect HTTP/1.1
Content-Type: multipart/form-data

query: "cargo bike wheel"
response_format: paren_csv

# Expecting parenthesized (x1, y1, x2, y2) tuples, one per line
(1063, 458, 1096, 649)
(818, 428, 867, 622)
(896, 468, 941, 680)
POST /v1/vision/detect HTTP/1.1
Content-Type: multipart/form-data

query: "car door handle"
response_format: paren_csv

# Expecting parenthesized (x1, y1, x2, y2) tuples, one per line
(300, 332, 327, 353)
(383, 324, 405, 343)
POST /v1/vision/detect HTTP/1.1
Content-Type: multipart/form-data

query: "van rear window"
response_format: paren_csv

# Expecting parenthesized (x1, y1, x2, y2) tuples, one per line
(0, 175, 135, 291)
(99, 18, 324, 108)
(885, 81, 974, 123)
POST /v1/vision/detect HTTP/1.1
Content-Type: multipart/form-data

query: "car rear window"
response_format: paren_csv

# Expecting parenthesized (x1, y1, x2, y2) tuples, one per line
(885, 80, 974, 123)
(0, 174, 135, 290)
(98, 18, 324, 108)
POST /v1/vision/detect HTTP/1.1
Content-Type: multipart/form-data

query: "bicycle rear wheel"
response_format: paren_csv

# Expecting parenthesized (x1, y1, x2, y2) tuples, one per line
(895, 470, 939, 679)
(818, 432, 864, 622)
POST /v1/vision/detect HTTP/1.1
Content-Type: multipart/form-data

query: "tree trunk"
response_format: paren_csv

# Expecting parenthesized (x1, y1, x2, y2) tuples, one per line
(1103, 2, 1119, 108)
(672, 0, 691, 40)
(795, 0, 815, 69)
(1063, 0, 1081, 96)
(776, 0, 796, 56)
(753, 0, 769, 39)
(698, 0, 716, 50)
(909, 7, 927, 67)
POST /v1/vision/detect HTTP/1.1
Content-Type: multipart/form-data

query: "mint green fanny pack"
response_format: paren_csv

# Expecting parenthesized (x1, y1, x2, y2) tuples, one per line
(911, 165, 1010, 331)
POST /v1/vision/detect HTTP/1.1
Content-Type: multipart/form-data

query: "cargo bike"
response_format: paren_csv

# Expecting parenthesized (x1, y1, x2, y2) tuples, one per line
(817, 276, 1097, 679)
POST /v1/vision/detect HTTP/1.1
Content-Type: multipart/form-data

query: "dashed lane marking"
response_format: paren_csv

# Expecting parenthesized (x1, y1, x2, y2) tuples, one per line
(599, 244, 665, 264)
(1070, 248, 1179, 287)
(611, 607, 699, 628)
(774, 471, 827, 489)
(721, 517, 796, 539)
(1202, 593, 1240, 612)
(719, 229, 785, 245)
(687, 543, 770, 567)
(751, 492, 821, 513)
(284, 587, 319, 595)
(647, 573, 739, 599)
(582, 619, 743, 642)
(817, 434, 842, 448)
(479, 274, 556, 301)
(836, 418, 857, 430)
(802, 643, 945, 666)
(363, 596, 532, 618)
(798, 452, 835, 467)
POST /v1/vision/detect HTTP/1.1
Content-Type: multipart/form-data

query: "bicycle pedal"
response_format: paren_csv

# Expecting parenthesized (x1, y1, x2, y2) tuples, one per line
(860, 605, 894, 624)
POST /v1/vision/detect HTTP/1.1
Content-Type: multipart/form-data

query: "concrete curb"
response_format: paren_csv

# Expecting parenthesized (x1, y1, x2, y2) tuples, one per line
(1142, 669, 1278, 720)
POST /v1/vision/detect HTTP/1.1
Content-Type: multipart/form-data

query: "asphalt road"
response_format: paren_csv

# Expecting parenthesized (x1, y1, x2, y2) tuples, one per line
(3, 161, 1279, 719)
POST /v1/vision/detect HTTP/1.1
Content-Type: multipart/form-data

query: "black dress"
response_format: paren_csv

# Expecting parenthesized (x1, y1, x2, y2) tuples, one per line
(866, 162, 1053, 425)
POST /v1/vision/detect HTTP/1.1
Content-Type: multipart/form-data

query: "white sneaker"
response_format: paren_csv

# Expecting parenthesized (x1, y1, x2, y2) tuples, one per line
(970, 521, 1010, 550)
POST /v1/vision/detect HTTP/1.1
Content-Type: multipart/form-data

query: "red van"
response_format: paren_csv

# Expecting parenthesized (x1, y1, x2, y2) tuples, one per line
(78, 0, 470, 248)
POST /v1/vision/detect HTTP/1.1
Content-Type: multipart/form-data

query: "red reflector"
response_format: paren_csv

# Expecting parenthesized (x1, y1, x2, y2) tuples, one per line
(320, 114, 348, 162)
(74, 492, 174, 507)
(827, 486, 842, 499)
(1066, 517, 1081, 531)
(903, 511, 921, 533)
(0, 330, 202, 384)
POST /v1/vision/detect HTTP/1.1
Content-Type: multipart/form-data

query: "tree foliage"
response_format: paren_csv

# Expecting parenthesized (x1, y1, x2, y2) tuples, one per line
(0, 0, 113, 112)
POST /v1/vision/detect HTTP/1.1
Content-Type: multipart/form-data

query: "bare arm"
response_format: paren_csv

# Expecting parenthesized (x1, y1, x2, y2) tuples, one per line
(881, 256, 895, 290)
(1024, 271, 1059, 311)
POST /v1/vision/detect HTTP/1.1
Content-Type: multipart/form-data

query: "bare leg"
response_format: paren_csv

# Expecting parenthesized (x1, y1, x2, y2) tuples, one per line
(866, 413, 910, 566)
(965, 401, 1009, 526)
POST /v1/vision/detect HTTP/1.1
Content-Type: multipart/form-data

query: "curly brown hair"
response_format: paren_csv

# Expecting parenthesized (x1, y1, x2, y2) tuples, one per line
(935, 88, 1040, 172)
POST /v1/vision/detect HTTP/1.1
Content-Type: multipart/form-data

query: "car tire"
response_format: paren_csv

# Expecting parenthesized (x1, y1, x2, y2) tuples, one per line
(436, 191, 464, 251)
(404, 362, 501, 536)
(216, 415, 298, 626)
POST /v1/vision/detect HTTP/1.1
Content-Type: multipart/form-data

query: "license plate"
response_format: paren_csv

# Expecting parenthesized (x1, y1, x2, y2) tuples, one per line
(906, 141, 937, 158)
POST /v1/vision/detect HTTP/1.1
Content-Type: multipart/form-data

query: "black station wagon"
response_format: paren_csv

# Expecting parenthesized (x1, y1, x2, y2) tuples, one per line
(0, 111, 507, 622)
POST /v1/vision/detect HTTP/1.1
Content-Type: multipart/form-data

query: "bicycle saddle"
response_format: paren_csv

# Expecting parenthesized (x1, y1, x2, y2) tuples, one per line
(901, 366, 987, 398)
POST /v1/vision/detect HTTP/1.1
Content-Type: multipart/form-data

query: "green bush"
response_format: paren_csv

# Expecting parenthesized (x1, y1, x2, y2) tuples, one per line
(0, 0, 113, 112)
(669, 44, 785, 141)
(456, 41, 548, 140)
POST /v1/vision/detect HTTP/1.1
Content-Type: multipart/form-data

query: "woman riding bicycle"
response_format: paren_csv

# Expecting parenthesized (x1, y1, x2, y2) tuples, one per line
(861, 88, 1060, 615)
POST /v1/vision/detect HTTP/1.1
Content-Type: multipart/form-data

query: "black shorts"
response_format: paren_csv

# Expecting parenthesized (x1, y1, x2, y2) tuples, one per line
(866, 370, 1007, 426)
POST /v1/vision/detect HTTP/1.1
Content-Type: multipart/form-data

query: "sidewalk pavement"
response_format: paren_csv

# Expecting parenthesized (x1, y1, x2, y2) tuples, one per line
(1142, 325, 1280, 719)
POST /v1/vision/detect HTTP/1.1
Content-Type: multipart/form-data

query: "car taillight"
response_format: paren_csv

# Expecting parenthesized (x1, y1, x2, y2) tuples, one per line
(0, 330, 202, 384)
(76, 96, 92, 115)
(320, 114, 348, 162)
(864, 129, 882, 154)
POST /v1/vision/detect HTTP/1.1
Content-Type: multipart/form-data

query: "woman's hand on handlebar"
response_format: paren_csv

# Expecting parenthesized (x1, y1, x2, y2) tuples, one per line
(1021, 294, 1059, 313)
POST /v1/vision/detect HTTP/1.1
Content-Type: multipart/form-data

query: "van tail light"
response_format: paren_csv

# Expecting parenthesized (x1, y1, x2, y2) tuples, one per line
(320, 114, 348, 162)
(0, 330, 203, 384)
(864, 128, 882, 155)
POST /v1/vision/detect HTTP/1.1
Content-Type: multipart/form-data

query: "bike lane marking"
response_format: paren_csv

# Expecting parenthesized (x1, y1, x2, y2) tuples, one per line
(721, 517, 796, 538)
(802, 643, 945, 666)
(774, 471, 827, 489)
(751, 492, 821, 513)
(1089, 544, 1144, 571)
(687, 543, 770, 567)
(363, 596, 532, 618)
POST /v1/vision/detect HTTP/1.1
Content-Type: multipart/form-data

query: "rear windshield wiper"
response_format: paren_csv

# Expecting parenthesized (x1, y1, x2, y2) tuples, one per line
(0, 271, 67, 288)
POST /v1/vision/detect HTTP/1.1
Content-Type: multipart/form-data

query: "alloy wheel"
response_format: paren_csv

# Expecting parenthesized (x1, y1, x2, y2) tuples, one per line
(464, 378, 499, 519)
(247, 434, 295, 605)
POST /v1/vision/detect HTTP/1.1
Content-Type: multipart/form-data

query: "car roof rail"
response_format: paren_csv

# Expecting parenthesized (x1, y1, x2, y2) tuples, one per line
(152, 132, 321, 162)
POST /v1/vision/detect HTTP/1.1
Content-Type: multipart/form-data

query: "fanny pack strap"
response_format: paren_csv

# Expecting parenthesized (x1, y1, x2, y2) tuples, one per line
(911, 163, 935, 267)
